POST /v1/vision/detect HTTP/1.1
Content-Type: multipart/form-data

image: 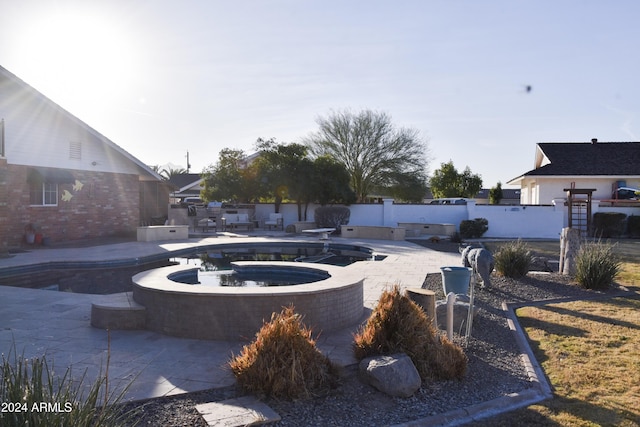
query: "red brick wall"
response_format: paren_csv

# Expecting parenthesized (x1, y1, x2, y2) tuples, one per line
(6, 165, 141, 246)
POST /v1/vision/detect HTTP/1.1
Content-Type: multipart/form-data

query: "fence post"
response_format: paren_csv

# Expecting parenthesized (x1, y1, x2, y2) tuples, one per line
(559, 227, 581, 275)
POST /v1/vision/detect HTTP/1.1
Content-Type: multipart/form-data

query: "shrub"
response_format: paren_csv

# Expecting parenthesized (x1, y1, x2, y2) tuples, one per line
(0, 349, 133, 427)
(353, 285, 467, 381)
(449, 231, 463, 244)
(592, 212, 627, 238)
(628, 215, 640, 238)
(459, 218, 488, 239)
(575, 241, 621, 290)
(229, 306, 339, 399)
(494, 240, 532, 278)
(314, 206, 350, 230)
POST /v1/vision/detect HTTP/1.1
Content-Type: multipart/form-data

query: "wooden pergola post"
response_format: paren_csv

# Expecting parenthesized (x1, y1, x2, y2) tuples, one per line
(563, 187, 596, 237)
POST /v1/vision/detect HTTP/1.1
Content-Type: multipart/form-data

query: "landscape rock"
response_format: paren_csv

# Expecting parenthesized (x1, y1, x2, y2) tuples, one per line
(358, 353, 421, 397)
(530, 256, 557, 272)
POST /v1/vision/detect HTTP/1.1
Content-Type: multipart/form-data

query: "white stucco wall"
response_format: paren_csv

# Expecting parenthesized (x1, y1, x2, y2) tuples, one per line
(520, 176, 640, 205)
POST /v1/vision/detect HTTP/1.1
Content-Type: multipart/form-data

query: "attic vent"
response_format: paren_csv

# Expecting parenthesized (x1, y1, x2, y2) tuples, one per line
(69, 141, 82, 160)
(591, 138, 598, 144)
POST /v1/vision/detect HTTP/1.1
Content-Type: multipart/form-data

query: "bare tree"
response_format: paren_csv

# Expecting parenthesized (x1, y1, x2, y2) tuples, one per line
(305, 109, 429, 202)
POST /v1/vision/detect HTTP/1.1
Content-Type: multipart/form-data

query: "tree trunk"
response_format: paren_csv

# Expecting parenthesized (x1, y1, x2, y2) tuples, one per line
(405, 288, 437, 330)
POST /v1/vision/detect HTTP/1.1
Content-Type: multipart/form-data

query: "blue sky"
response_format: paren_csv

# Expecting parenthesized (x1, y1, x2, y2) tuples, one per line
(2, 1, 640, 188)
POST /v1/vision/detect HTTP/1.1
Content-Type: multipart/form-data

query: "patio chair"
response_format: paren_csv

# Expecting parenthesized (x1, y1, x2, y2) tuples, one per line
(264, 213, 284, 230)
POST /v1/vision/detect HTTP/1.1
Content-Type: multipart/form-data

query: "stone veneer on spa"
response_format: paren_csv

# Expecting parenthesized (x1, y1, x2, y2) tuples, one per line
(132, 262, 364, 340)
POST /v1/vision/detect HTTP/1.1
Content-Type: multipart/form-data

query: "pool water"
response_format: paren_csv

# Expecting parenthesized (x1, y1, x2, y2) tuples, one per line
(170, 245, 382, 271)
(173, 270, 326, 287)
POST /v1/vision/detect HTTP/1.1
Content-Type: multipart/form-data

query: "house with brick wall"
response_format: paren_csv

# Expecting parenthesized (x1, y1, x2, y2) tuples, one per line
(0, 65, 171, 251)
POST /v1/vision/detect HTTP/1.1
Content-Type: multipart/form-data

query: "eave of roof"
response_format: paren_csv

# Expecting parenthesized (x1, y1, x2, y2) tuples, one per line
(0, 65, 163, 182)
(513, 141, 640, 181)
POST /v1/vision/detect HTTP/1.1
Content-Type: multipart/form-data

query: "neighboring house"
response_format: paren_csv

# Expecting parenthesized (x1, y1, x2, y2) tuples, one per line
(508, 139, 640, 204)
(474, 188, 521, 205)
(167, 173, 203, 204)
(0, 65, 171, 249)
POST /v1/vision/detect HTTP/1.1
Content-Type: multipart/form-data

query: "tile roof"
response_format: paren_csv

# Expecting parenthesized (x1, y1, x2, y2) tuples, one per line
(519, 141, 640, 178)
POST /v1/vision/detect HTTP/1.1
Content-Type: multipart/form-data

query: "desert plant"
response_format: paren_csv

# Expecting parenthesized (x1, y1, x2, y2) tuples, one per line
(593, 212, 627, 238)
(575, 241, 621, 290)
(494, 239, 532, 278)
(314, 206, 350, 229)
(449, 231, 463, 244)
(0, 348, 133, 427)
(353, 285, 467, 381)
(229, 306, 339, 399)
(459, 218, 488, 239)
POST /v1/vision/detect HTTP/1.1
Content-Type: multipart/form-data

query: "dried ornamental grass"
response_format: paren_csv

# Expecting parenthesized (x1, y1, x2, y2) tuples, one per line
(353, 285, 467, 380)
(229, 306, 339, 399)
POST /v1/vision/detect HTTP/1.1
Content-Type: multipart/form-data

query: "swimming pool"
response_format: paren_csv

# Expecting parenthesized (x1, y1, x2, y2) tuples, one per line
(2, 241, 378, 294)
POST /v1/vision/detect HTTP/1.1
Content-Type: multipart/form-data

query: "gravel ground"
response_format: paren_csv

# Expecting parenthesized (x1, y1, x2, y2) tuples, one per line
(122, 243, 625, 426)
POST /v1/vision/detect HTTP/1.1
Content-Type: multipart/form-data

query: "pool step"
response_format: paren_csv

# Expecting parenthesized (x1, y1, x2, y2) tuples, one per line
(91, 292, 146, 330)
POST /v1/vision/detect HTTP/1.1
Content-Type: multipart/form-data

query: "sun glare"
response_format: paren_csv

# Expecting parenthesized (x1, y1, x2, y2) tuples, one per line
(18, 12, 137, 107)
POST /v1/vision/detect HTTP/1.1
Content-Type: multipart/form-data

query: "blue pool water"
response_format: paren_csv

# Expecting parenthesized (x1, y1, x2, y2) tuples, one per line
(170, 269, 329, 287)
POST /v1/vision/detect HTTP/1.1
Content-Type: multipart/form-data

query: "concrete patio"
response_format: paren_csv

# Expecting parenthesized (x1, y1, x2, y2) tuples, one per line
(0, 232, 460, 402)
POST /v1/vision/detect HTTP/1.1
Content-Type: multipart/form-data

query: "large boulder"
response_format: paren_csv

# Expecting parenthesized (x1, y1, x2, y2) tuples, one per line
(358, 353, 421, 397)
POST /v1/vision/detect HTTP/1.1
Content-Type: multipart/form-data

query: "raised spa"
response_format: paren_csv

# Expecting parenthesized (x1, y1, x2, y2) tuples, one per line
(168, 263, 330, 287)
(132, 261, 364, 340)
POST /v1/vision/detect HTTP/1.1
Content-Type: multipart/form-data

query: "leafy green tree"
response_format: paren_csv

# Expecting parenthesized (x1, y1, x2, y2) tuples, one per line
(489, 181, 504, 204)
(429, 161, 460, 198)
(381, 171, 429, 202)
(201, 148, 260, 204)
(459, 166, 483, 198)
(254, 138, 310, 216)
(429, 161, 482, 198)
(311, 156, 357, 206)
(305, 109, 429, 202)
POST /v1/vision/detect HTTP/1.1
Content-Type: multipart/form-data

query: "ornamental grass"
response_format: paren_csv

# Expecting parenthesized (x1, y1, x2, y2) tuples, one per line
(0, 344, 134, 427)
(575, 241, 621, 290)
(494, 239, 532, 278)
(353, 285, 467, 381)
(229, 306, 339, 399)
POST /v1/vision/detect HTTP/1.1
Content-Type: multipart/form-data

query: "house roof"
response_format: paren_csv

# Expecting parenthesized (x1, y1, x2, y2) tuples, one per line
(167, 173, 203, 192)
(509, 141, 640, 183)
(0, 65, 163, 182)
(475, 188, 521, 200)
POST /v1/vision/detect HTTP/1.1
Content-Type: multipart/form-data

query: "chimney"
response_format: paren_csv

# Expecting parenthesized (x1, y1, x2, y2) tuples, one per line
(591, 138, 598, 144)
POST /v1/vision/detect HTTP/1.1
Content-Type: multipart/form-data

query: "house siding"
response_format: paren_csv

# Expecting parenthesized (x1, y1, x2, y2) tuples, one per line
(0, 65, 169, 248)
(6, 164, 139, 246)
(520, 176, 640, 204)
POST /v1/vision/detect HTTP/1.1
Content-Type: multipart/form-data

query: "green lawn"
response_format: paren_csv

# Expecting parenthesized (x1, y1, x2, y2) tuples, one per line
(471, 239, 640, 426)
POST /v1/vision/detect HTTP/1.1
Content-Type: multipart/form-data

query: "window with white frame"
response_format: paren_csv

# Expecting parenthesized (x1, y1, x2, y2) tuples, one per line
(30, 181, 58, 206)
